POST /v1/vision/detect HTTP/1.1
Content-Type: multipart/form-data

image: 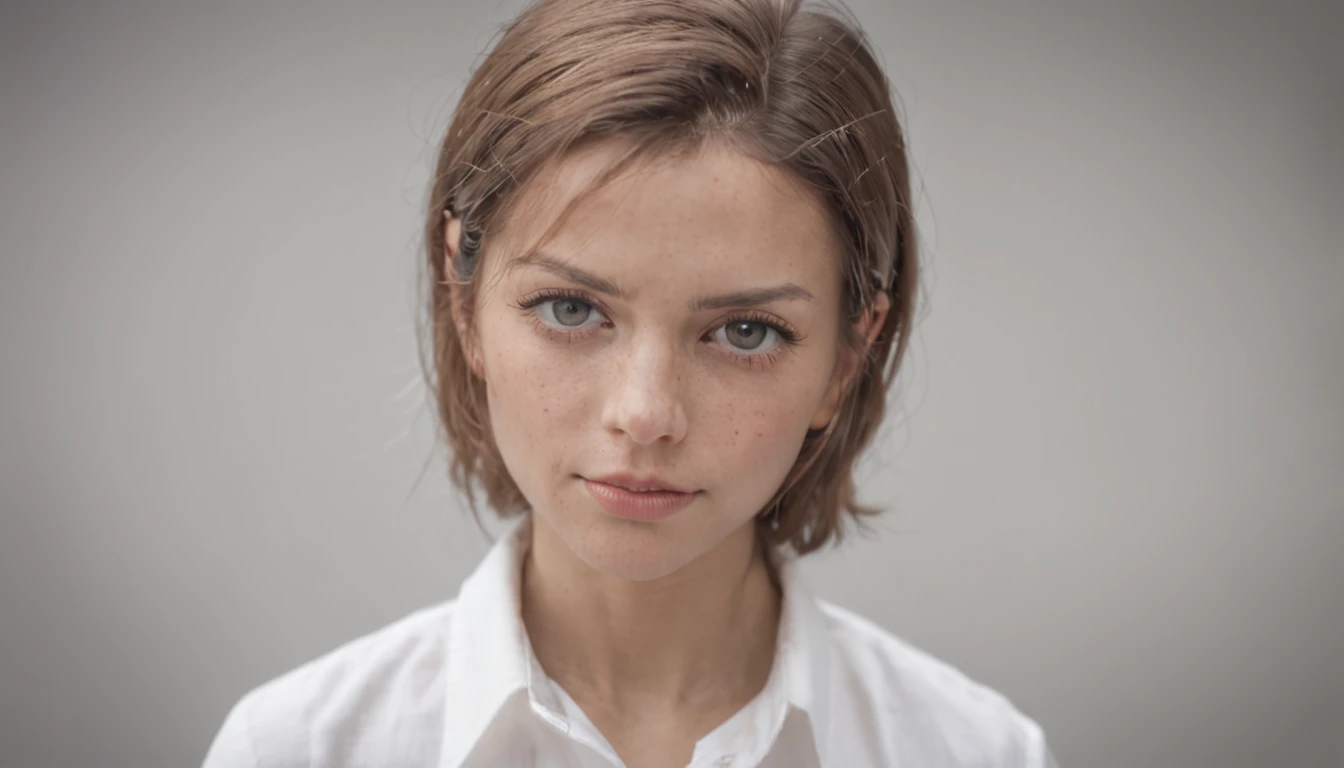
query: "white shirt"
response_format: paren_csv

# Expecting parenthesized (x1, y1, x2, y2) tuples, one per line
(203, 516, 1057, 767)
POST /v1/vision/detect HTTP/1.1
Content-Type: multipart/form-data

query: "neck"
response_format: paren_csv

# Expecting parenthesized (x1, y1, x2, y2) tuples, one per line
(520, 514, 782, 710)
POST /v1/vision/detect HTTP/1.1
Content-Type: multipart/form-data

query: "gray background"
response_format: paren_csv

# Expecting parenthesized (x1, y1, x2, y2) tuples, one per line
(1, 1, 1340, 766)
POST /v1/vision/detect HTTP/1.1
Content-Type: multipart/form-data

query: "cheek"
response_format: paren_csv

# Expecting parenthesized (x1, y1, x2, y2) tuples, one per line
(694, 371, 824, 502)
(476, 307, 593, 488)
(482, 321, 598, 423)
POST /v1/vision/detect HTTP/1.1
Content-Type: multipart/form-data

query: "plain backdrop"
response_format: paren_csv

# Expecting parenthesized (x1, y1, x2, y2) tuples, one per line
(1, 1, 1340, 766)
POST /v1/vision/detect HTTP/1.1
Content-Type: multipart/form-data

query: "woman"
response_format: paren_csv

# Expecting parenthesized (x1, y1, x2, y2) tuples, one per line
(204, 0, 1057, 765)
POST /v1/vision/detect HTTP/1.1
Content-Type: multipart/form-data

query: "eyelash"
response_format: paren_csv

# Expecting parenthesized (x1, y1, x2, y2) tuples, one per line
(510, 288, 803, 370)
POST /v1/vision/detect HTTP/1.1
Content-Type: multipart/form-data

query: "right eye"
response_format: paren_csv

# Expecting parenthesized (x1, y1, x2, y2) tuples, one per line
(534, 297, 606, 330)
(540, 297, 594, 328)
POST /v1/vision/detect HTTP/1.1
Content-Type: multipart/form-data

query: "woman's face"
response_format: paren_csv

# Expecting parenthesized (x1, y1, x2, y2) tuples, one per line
(458, 140, 869, 582)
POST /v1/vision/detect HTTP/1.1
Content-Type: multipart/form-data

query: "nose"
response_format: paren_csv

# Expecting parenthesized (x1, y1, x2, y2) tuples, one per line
(600, 333, 689, 446)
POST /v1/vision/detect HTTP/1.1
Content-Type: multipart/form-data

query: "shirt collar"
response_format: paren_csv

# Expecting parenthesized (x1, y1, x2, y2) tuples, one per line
(774, 549, 834, 764)
(438, 514, 833, 767)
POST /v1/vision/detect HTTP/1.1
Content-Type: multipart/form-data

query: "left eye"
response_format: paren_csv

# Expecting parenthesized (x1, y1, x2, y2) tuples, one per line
(535, 298, 605, 330)
(713, 321, 778, 353)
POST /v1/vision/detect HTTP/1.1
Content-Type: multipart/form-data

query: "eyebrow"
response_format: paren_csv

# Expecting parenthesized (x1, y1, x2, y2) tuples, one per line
(509, 251, 816, 310)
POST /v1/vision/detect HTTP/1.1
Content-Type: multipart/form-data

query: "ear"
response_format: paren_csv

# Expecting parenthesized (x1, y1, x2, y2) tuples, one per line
(443, 212, 484, 378)
(808, 291, 890, 430)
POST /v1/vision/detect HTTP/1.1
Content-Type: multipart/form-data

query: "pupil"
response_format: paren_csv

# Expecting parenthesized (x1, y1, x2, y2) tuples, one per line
(555, 300, 590, 326)
(729, 322, 765, 349)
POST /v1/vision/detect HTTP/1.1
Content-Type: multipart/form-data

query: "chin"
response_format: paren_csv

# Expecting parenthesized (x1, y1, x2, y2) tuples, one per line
(539, 507, 717, 582)
(578, 519, 705, 581)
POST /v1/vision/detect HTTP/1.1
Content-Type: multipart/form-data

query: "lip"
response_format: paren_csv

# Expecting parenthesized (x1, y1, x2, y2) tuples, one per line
(586, 473, 693, 494)
(580, 474, 699, 521)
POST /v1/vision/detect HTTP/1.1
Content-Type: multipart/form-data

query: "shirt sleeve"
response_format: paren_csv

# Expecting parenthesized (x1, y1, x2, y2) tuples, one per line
(1023, 715, 1059, 768)
(201, 695, 261, 768)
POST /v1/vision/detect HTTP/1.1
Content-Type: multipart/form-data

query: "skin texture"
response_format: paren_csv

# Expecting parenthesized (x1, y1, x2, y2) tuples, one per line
(444, 139, 887, 767)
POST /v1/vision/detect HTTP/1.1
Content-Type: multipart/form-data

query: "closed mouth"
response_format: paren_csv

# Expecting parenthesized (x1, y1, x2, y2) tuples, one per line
(581, 474, 695, 494)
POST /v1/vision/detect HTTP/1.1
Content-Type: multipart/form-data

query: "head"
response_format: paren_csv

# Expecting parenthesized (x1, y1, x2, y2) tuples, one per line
(422, 0, 918, 581)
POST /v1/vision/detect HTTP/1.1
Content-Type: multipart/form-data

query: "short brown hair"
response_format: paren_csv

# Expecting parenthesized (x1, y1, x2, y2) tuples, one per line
(420, 0, 919, 555)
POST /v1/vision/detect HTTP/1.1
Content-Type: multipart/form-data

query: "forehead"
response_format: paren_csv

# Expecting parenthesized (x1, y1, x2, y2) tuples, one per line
(492, 140, 843, 293)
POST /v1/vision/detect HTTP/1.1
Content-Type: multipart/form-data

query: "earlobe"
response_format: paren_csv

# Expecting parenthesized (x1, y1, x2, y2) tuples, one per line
(449, 290, 484, 379)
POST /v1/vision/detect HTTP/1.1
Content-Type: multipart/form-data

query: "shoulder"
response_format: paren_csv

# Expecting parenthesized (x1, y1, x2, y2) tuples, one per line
(201, 600, 457, 768)
(816, 600, 1055, 767)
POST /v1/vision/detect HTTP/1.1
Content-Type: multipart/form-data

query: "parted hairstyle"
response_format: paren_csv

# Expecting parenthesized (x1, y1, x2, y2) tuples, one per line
(420, 0, 920, 555)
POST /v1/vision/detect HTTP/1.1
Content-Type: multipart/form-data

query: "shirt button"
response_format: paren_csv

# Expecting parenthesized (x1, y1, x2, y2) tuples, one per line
(713, 757, 735, 767)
